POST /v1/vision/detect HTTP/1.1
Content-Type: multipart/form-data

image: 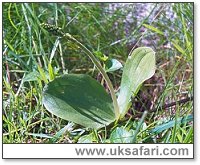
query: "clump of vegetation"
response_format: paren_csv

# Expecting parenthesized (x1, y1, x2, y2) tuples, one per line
(3, 3, 193, 143)
(41, 23, 155, 129)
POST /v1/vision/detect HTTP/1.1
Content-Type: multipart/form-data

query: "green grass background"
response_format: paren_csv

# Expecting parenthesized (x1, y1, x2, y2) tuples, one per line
(3, 3, 193, 143)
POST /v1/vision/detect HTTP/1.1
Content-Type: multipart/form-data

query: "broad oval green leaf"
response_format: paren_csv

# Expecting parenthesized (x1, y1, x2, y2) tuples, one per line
(78, 133, 95, 143)
(109, 127, 134, 143)
(23, 71, 39, 82)
(43, 74, 115, 129)
(117, 47, 156, 118)
(105, 59, 123, 72)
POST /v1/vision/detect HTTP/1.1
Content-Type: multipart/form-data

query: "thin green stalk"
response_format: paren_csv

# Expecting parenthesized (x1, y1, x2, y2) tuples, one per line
(40, 23, 120, 120)
(131, 111, 148, 143)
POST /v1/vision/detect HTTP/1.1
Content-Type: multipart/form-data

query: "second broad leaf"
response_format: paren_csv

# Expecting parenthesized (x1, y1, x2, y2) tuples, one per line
(117, 47, 156, 118)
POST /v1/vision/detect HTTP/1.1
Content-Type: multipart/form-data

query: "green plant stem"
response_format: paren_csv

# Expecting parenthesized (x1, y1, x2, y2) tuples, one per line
(131, 110, 148, 143)
(62, 33, 120, 120)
